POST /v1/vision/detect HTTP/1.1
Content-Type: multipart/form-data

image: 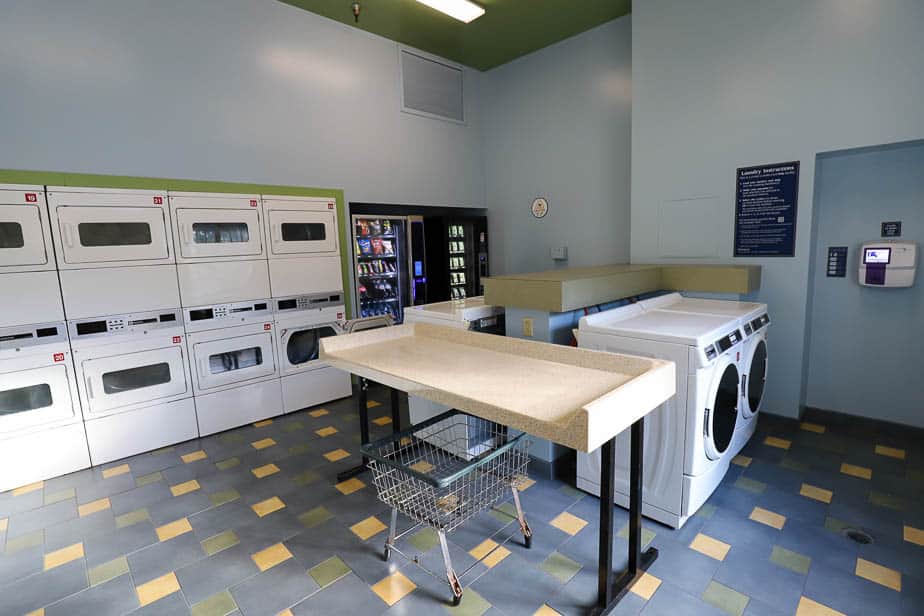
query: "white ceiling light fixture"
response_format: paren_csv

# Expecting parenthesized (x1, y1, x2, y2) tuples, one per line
(415, 0, 485, 23)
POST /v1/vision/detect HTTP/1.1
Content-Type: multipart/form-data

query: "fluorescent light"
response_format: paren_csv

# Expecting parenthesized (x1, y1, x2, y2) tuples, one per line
(415, 0, 485, 23)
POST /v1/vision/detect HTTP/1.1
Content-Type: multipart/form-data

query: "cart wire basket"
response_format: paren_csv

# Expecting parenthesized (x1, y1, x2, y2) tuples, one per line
(361, 409, 532, 605)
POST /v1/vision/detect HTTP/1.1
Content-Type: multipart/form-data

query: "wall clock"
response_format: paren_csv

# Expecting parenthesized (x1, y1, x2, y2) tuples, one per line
(531, 197, 549, 219)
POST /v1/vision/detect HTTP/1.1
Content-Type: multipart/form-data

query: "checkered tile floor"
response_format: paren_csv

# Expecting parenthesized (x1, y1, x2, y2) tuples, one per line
(1, 392, 922, 616)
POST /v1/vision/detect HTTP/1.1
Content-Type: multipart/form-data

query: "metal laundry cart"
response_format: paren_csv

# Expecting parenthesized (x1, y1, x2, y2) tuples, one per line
(362, 409, 532, 605)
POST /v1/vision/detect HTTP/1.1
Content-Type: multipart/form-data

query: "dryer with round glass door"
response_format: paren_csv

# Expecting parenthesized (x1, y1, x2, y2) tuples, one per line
(575, 304, 744, 529)
(274, 292, 352, 413)
(0, 321, 90, 492)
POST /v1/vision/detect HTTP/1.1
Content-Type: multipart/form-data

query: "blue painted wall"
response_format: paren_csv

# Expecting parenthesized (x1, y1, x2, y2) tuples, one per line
(805, 141, 924, 427)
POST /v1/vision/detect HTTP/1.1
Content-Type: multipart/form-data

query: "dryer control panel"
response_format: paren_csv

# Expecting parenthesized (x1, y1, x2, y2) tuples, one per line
(703, 328, 743, 362)
(742, 313, 770, 337)
(0, 321, 67, 351)
(275, 292, 343, 314)
(184, 299, 271, 332)
(68, 310, 181, 340)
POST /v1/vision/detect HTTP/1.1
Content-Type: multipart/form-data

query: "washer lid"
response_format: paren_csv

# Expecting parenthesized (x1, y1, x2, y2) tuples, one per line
(641, 293, 766, 323)
(404, 296, 503, 324)
(580, 307, 741, 348)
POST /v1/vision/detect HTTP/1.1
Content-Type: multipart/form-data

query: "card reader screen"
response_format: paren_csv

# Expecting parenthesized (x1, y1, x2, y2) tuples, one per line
(863, 248, 891, 264)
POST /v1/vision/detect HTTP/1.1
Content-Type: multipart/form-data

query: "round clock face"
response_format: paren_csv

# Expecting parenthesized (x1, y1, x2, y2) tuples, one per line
(531, 197, 549, 219)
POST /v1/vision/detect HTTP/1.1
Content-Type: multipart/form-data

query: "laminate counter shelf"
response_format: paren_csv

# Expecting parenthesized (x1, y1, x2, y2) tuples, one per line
(319, 322, 676, 453)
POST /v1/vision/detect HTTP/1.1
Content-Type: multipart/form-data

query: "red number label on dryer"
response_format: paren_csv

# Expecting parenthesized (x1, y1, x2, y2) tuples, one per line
(250, 199, 258, 207)
(337, 312, 343, 320)
(53, 353, 65, 362)
(264, 323, 272, 331)
(172, 336, 182, 344)
(328, 203, 334, 209)
(25, 193, 38, 203)
(153, 196, 164, 204)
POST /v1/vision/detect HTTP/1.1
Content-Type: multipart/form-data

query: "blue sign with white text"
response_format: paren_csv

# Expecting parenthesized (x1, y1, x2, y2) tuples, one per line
(734, 161, 800, 257)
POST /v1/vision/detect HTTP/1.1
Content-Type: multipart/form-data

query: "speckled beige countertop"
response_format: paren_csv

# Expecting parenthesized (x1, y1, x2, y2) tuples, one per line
(319, 323, 675, 453)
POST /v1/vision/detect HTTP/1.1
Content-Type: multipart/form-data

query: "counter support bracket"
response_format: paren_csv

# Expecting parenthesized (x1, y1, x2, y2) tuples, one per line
(595, 418, 657, 614)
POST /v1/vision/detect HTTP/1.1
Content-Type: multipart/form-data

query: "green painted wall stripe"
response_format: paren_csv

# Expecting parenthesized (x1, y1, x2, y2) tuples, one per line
(0, 168, 353, 316)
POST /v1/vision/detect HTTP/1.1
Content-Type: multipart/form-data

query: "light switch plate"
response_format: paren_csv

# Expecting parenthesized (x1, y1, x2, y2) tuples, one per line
(551, 246, 568, 260)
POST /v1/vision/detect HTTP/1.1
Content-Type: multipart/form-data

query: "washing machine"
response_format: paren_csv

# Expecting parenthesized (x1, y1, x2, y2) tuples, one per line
(68, 309, 198, 466)
(0, 321, 91, 492)
(168, 192, 272, 306)
(46, 187, 180, 319)
(641, 293, 770, 456)
(261, 195, 342, 298)
(576, 304, 745, 528)
(183, 299, 283, 435)
(274, 292, 352, 414)
(0, 185, 65, 328)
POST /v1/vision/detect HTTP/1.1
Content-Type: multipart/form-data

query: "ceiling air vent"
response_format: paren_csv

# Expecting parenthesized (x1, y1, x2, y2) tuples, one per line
(400, 49, 464, 123)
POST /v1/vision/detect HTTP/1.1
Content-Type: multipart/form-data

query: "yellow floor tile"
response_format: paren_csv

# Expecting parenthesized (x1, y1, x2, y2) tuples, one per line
(516, 477, 536, 491)
(371, 571, 416, 606)
(841, 463, 872, 480)
(102, 464, 130, 479)
(351, 516, 388, 540)
(549, 511, 588, 536)
(367, 400, 381, 408)
(796, 596, 846, 616)
(469, 539, 511, 568)
(251, 438, 277, 450)
(252, 542, 293, 572)
(44, 542, 84, 570)
(252, 463, 281, 478)
(372, 416, 392, 426)
(689, 533, 730, 561)
(482, 545, 511, 568)
(904, 525, 924, 547)
(855, 557, 901, 591)
(315, 426, 338, 437)
(800, 483, 833, 504)
(253, 419, 274, 427)
(629, 572, 662, 600)
(156, 518, 192, 542)
(534, 605, 561, 616)
(170, 479, 201, 497)
(13, 480, 44, 496)
(800, 422, 826, 434)
(335, 478, 366, 495)
(408, 460, 435, 474)
(136, 572, 181, 607)
(0, 518, 7, 532)
(278, 610, 294, 616)
(324, 449, 350, 462)
(78, 497, 111, 517)
(764, 436, 792, 450)
(731, 455, 752, 468)
(875, 445, 906, 460)
(749, 506, 787, 530)
(181, 450, 208, 464)
(24, 609, 44, 616)
(252, 496, 286, 517)
(309, 409, 329, 418)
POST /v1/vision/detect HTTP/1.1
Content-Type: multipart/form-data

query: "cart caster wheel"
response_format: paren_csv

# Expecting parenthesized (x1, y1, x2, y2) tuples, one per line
(522, 521, 533, 549)
(449, 574, 463, 606)
(383, 547, 391, 562)
(524, 534, 532, 549)
(452, 593, 462, 606)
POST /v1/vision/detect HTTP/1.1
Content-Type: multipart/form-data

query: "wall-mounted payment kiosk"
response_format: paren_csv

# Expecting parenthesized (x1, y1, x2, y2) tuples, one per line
(858, 241, 917, 287)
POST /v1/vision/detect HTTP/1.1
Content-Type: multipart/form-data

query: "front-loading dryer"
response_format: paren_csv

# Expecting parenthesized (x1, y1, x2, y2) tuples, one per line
(575, 304, 745, 528)
(183, 299, 282, 435)
(68, 309, 198, 465)
(0, 185, 65, 328)
(0, 321, 91, 492)
(273, 292, 352, 413)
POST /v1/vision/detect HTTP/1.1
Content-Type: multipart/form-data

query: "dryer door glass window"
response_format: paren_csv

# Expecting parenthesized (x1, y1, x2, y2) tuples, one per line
(287, 326, 337, 366)
(102, 363, 171, 394)
(282, 223, 326, 242)
(0, 383, 53, 415)
(710, 364, 739, 455)
(0, 204, 48, 267)
(193, 222, 250, 244)
(747, 340, 767, 415)
(209, 347, 263, 374)
(78, 222, 152, 246)
(0, 222, 25, 248)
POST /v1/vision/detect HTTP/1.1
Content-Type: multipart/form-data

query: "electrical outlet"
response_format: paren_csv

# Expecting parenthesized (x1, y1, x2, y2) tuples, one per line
(522, 317, 534, 337)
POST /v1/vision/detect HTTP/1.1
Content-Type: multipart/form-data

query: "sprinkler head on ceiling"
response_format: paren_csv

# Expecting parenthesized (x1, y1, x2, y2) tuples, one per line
(351, 2, 361, 23)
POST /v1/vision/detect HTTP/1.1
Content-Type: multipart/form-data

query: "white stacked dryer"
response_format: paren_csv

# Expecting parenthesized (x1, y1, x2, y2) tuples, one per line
(68, 309, 197, 465)
(576, 304, 745, 528)
(641, 293, 770, 456)
(184, 300, 282, 435)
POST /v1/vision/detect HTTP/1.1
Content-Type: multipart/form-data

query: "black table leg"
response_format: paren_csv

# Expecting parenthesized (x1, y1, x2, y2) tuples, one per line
(390, 387, 401, 431)
(594, 418, 658, 615)
(336, 378, 371, 482)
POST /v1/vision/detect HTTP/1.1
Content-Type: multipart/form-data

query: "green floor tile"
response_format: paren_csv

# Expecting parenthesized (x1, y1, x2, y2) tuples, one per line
(215, 458, 240, 471)
(220, 434, 243, 444)
(116, 508, 150, 529)
(4, 530, 43, 554)
(201, 530, 240, 556)
(299, 506, 333, 528)
(539, 551, 581, 584)
(288, 444, 312, 456)
(558, 485, 585, 500)
(770, 545, 811, 575)
(908, 469, 924, 485)
(780, 457, 810, 473)
(44, 487, 75, 506)
(408, 527, 440, 553)
(445, 588, 491, 616)
(209, 489, 241, 507)
(868, 491, 904, 511)
(89, 555, 130, 587)
(734, 476, 767, 494)
(488, 502, 518, 524)
(702, 580, 749, 616)
(191, 589, 237, 616)
(293, 470, 321, 487)
(617, 524, 656, 547)
(136, 471, 163, 487)
(309, 555, 351, 587)
(823, 516, 850, 534)
(283, 421, 304, 433)
(697, 503, 718, 519)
